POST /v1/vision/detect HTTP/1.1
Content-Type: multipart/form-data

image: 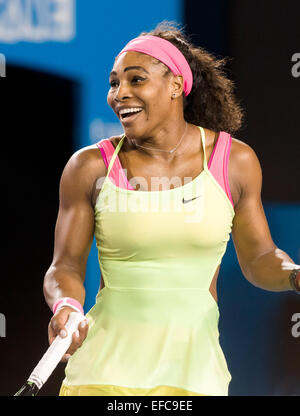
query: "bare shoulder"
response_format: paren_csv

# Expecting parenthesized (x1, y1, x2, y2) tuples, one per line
(230, 138, 262, 178)
(60, 144, 107, 204)
(63, 144, 106, 178)
(230, 137, 260, 165)
(229, 137, 263, 205)
(69, 136, 126, 204)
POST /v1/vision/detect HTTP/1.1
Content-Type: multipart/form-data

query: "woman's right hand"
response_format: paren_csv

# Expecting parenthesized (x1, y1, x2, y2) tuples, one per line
(48, 306, 89, 362)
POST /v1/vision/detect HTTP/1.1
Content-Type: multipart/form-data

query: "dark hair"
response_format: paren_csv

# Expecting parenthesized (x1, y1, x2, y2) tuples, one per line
(140, 22, 244, 135)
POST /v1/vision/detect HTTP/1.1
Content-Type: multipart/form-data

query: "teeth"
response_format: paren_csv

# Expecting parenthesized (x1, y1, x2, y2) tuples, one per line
(119, 107, 143, 116)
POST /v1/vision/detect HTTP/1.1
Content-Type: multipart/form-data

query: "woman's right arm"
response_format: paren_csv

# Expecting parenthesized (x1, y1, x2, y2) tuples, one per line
(43, 147, 105, 360)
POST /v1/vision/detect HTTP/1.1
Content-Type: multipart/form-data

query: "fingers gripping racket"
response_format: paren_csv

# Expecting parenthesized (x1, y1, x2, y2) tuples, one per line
(14, 311, 85, 396)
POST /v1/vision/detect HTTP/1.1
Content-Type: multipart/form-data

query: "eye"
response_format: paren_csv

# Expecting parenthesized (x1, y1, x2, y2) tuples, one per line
(110, 79, 119, 88)
(132, 76, 145, 84)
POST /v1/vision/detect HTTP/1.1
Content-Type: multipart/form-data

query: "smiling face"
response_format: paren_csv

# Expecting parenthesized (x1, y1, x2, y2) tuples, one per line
(107, 51, 182, 139)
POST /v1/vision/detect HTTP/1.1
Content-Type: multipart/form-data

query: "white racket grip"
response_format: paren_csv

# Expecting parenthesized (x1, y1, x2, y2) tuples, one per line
(28, 311, 85, 389)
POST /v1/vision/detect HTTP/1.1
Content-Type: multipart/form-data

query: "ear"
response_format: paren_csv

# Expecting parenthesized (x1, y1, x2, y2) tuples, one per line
(171, 74, 184, 99)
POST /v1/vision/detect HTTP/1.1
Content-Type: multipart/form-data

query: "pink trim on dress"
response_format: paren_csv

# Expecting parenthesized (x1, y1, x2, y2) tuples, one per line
(223, 136, 234, 206)
(96, 139, 135, 190)
(207, 132, 234, 207)
(99, 147, 108, 168)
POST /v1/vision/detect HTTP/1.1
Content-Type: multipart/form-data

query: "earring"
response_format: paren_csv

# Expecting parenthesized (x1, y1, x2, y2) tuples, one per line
(172, 93, 176, 99)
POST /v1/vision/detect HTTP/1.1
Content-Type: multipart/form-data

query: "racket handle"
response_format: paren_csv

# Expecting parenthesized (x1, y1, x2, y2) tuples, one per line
(27, 311, 85, 389)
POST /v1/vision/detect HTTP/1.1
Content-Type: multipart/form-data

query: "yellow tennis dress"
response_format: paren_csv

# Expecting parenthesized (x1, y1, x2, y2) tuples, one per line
(59, 127, 235, 396)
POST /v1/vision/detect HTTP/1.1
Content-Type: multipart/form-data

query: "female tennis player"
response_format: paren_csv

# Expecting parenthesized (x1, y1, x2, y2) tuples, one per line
(43, 22, 300, 396)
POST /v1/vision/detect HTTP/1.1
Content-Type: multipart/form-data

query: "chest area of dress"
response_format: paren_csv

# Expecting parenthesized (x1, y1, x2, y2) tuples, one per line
(117, 147, 206, 192)
(95, 174, 234, 254)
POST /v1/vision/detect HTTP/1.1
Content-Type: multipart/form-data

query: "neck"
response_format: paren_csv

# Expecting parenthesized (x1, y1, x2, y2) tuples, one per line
(130, 120, 189, 161)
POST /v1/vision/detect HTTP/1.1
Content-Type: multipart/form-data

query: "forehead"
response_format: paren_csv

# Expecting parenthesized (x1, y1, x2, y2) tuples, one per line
(112, 51, 166, 74)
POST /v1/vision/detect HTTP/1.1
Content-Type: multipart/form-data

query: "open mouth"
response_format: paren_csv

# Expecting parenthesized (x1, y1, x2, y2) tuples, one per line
(119, 107, 143, 121)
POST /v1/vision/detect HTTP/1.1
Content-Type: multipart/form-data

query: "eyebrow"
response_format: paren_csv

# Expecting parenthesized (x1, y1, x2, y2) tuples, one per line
(110, 66, 150, 77)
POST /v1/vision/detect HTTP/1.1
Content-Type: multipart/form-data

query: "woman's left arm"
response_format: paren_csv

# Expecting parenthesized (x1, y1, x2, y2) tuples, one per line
(231, 140, 299, 292)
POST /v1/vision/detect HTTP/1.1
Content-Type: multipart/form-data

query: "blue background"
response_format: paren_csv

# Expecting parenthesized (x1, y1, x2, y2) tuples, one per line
(0, 0, 183, 311)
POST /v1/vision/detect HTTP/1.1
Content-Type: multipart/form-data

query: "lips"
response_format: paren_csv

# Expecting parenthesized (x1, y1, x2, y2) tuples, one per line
(118, 108, 143, 123)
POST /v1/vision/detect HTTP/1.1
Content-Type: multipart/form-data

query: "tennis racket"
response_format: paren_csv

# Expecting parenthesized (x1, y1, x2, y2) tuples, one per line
(14, 311, 85, 396)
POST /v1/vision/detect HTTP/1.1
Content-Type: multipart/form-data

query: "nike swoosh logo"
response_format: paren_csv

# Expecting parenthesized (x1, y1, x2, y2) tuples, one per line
(182, 196, 202, 204)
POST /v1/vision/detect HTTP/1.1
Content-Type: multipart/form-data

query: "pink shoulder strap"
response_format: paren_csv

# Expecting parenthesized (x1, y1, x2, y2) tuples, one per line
(207, 132, 234, 207)
(96, 139, 135, 190)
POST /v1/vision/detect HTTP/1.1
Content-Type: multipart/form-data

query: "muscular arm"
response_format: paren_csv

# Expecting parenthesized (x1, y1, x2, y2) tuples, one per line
(43, 147, 105, 310)
(231, 140, 298, 292)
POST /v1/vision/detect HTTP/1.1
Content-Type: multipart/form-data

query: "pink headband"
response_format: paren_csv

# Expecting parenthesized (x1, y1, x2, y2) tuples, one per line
(117, 35, 193, 96)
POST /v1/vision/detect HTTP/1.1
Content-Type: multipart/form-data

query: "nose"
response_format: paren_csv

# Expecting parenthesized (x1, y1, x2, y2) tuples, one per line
(113, 82, 131, 102)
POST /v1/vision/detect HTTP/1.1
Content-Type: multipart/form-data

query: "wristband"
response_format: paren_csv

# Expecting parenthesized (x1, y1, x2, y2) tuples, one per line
(289, 269, 300, 294)
(52, 297, 84, 315)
